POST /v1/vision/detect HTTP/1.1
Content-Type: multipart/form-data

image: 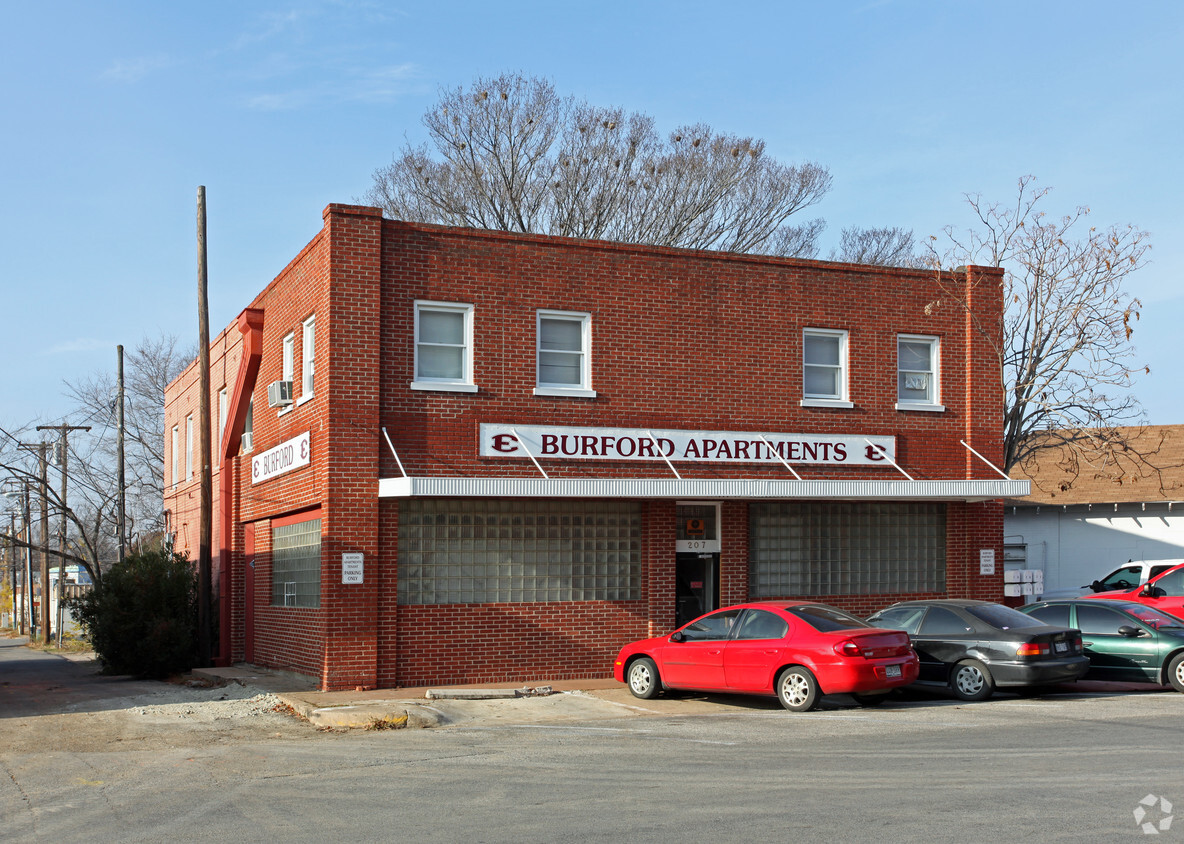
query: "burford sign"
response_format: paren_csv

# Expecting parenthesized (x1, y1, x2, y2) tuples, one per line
(479, 424, 895, 466)
(252, 431, 311, 484)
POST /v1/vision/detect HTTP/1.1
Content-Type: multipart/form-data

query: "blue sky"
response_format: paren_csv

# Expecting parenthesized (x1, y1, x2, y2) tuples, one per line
(3, 1, 1182, 429)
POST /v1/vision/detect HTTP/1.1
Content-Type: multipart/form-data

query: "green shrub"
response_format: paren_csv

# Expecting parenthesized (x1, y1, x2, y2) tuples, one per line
(69, 548, 198, 678)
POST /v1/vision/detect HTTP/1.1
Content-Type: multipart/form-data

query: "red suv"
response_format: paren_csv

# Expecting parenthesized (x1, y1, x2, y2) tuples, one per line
(1085, 563, 1184, 620)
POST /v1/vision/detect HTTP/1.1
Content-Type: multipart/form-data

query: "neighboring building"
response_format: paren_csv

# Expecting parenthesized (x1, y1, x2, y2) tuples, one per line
(1006, 426, 1184, 597)
(164, 204, 1024, 692)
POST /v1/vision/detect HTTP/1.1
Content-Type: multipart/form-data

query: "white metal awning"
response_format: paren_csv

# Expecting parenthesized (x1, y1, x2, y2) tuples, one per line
(377, 476, 1029, 502)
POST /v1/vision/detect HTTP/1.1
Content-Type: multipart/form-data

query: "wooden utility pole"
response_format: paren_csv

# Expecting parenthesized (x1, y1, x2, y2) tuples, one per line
(37, 424, 90, 646)
(197, 186, 213, 666)
(117, 345, 126, 563)
(17, 441, 51, 643)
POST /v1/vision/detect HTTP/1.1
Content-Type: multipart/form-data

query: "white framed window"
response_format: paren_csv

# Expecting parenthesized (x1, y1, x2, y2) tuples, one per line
(897, 334, 944, 411)
(411, 301, 477, 393)
(218, 387, 228, 446)
(185, 414, 194, 480)
(242, 399, 254, 452)
(171, 424, 179, 488)
(299, 315, 316, 403)
(801, 328, 852, 408)
(534, 310, 595, 398)
(280, 332, 295, 413)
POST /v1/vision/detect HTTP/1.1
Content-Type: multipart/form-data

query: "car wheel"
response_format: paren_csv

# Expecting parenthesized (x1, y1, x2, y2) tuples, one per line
(950, 659, 994, 701)
(852, 692, 889, 706)
(776, 666, 819, 712)
(626, 657, 661, 699)
(1167, 653, 1184, 693)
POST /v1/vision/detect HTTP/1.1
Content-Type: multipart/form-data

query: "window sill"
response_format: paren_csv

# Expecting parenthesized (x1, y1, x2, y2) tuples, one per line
(896, 402, 945, 413)
(533, 386, 597, 398)
(410, 381, 479, 393)
(277, 405, 293, 417)
(800, 398, 854, 409)
(296, 392, 314, 406)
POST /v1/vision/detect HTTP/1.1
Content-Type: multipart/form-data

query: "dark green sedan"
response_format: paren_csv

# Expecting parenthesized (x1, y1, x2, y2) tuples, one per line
(1019, 598, 1184, 692)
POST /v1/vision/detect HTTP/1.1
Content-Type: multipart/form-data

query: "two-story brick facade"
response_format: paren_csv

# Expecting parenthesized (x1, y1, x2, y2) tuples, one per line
(163, 203, 1026, 692)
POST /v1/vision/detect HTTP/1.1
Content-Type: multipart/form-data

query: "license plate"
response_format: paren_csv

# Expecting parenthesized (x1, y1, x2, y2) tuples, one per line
(885, 664, 902, 678)
(1054, 641, 1068, 653)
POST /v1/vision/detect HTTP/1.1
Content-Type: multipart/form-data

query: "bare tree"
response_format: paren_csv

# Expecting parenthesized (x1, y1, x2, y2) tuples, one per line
(0, 333, 196, 584)
(366, 73, 833, 256)
(929, 176, 1152, 476)
(831, 226, 923, 267)
(0, 429, 105, 584)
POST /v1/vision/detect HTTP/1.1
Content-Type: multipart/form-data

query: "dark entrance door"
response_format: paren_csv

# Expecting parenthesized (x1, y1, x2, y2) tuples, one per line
(676, 552, 720, 626)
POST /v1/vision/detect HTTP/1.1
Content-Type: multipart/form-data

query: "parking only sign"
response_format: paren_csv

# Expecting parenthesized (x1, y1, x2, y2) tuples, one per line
(342, 553, 364, 584)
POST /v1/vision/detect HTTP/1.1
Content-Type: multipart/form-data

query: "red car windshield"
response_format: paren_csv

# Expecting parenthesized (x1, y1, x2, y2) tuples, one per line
(786, 605, 870, 632)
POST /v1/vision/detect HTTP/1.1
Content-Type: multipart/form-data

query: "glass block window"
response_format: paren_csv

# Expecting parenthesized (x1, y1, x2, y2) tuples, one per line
(398, 499, 642, 605)
(749, 502, 945, 597)
(271, 517, 321, 608)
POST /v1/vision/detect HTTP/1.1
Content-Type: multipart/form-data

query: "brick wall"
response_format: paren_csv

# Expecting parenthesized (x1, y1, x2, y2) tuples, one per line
(167, 206, 1008, 691)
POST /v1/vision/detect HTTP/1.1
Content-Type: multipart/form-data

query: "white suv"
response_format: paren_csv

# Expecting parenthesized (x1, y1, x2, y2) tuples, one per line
(1037, 560, 1183, 600)
(1086, 561, 1182, 593)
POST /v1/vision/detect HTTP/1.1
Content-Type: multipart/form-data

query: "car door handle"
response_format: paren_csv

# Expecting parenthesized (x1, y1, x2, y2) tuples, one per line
(1083, 641, 1093, 647)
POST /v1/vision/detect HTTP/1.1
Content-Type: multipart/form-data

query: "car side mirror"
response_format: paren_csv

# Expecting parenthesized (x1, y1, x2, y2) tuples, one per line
(1118, 625, 1143, 637)
(1140, 583, 1156, 597)
(670, 631, 685, 643)
(1088, 580, 1104, 592)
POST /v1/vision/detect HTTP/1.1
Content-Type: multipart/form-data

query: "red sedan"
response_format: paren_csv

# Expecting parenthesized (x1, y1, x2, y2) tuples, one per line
(613, 601, 919, 711)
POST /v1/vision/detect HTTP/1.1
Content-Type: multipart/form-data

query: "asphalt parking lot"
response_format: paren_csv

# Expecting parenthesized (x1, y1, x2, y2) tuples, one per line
(5, 637, 1184, 842)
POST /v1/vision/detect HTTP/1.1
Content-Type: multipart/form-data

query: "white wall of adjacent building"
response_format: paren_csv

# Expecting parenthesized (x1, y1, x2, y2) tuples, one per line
(1006, 503, 1184, 598)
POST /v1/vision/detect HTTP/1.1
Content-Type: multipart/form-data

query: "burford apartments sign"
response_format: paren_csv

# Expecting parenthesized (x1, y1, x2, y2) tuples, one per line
(479, 424, 895, 466)
(252, 431, 311, 484)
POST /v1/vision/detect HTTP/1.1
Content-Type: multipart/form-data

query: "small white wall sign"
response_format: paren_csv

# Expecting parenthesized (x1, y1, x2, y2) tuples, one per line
(979, 549, 996, 576)
(342, 552, 364, 584)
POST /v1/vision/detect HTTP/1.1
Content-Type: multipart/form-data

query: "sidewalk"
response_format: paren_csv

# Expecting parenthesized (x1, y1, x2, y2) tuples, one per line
(191, 664, 625, 729)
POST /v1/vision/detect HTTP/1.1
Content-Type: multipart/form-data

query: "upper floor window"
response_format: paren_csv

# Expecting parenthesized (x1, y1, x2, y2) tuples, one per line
(218, 387, 228, 447)
(280, 332, 295, 413)
(171, 424, 179, 488)
(242, 399, 254, 453)
(897, 334, 943, 411)
(535, 310, 595, 398)
(411, 301, 477, 393)
(802, 329, 851, 408)
(300, 315, 316, 402)
(185, 414, 194, 480)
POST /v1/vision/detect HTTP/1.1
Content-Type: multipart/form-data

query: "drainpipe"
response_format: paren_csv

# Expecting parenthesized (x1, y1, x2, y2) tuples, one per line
(215, 308, 265, 666)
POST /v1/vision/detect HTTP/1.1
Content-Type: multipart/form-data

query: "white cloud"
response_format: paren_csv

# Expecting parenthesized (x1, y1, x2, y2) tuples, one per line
(243, 62, 424, 111)
(101, 54, 173, 83)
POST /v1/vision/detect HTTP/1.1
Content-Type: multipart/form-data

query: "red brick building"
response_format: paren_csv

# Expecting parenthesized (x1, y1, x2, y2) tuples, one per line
(164, 204, 1027, 691)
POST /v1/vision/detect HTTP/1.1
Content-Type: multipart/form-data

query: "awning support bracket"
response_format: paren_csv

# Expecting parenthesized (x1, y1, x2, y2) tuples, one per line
(381, 427, 408, 479)
(511, 428, 550, 479)
(758, 434, 803, 480)
(647, 430, 682, 479)
(960, 439, 1011, 481)
(864, 438, 914, 481)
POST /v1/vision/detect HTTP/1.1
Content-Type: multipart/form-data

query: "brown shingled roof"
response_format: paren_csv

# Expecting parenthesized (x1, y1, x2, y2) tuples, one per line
(1008, 425, 1184, 506)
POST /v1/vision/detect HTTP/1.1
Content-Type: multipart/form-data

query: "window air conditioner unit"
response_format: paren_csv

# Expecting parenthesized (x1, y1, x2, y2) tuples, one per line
(267, 380, 294, 408)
